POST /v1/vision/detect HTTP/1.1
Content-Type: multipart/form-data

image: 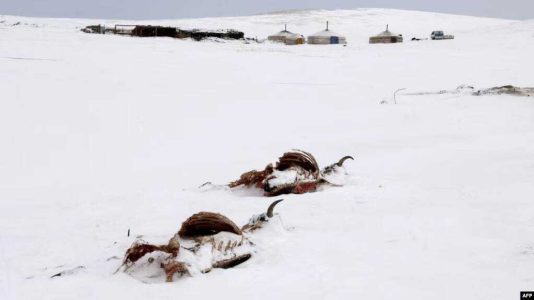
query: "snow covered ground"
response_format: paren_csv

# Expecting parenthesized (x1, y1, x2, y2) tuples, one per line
(1, 8, 534, 299)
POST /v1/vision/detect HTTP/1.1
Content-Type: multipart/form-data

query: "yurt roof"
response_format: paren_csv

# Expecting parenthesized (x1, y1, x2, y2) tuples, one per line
(309, 29, 345, 38)
(375, 29, 398, 37)
(286, 33, 304, 39)
(376, 30, 393, 36)
(373, 25, 400, 37)
(270, 29, 303, 38)
(271, 30, 292, 37)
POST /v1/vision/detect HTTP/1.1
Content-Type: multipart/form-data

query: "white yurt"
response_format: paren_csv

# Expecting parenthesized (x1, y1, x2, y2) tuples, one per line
(369, 25, 403, 44)
(307, 21, 347, 45)
(268, 25, 305, 45)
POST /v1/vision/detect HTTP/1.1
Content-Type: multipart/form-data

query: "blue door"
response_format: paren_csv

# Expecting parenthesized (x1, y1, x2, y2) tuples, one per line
(330, 36, 339, 44)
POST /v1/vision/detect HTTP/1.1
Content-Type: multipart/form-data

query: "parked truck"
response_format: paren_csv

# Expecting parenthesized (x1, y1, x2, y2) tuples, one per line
(431, 31, 454, 40)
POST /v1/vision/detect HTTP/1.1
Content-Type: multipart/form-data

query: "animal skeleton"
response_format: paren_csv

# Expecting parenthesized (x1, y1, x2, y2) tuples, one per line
(118, 199, 284, 282)
(229, 150, 353, 196)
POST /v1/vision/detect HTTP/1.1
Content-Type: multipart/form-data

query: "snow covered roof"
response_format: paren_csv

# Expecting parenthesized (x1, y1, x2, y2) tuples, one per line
(376, 29, 396, 37)
(272, 30, 290, 36)
(309, 29, 345, 38)
(269, 30, 303, 38)
(373, 25, 401, 37)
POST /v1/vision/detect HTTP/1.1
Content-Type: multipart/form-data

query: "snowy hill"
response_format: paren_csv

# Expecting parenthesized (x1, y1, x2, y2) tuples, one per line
(1, 8, 534, 299)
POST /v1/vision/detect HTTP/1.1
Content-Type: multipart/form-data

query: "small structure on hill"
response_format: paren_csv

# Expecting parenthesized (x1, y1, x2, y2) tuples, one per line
(369, 25, 403, 44)
(307, 21, 347, 45)
(130, 25, 244, 40)
(132, 25, 178, 38)
(114, 24, 135, 35)
(81, 24, 244, 41)
(81, 24, 114, 34)
(180, 28, 244, 41)
(268, 25, 305, 45)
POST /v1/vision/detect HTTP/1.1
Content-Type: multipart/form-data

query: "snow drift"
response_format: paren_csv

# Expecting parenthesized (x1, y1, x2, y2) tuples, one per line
(1, 8, 534, 300)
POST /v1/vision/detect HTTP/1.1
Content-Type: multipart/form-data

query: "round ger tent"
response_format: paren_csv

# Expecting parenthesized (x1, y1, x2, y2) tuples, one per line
(307, 22, 347, 45)
(268, 26, 305, 45)
(369, 25, 403, 44)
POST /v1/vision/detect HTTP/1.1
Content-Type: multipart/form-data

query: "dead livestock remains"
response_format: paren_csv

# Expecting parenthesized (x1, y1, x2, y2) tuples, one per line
(229, 150, 353, 196)
(403, 85, 534, 98)
(117, 200, 284, 282)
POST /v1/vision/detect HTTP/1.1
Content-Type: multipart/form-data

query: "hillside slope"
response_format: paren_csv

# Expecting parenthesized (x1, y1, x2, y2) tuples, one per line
(1, 9, 534, 300)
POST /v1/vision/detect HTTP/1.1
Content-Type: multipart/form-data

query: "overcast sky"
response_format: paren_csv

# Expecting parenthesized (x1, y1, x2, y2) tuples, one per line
(1, 0, 533, 20)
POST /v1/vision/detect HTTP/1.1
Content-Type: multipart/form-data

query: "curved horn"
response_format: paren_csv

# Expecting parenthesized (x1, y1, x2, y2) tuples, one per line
(266, 199, 284, 218)
(336, 155, 354, 167)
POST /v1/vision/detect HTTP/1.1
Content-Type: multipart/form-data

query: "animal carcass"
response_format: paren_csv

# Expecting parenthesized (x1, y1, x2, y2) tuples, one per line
(117, 199, 284, 282)
(229, 150, 353, 196)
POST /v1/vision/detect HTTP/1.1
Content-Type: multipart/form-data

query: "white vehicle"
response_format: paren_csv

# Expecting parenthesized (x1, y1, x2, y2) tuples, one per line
(431, 30, 454, 40)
